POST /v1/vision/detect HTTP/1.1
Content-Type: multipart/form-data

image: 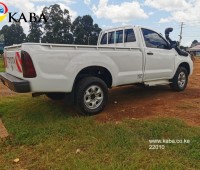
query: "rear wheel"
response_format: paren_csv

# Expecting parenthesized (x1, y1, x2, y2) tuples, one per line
(170, 67, 188, 91)
(75, 77, 108, 116)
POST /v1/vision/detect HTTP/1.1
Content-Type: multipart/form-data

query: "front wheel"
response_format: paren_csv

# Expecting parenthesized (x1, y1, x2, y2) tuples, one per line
(75, 77, 108, 116)
(170, 67, 188, 91)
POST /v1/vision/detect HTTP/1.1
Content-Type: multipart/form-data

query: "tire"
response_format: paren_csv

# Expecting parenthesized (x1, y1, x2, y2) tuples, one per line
(46, 93, 66, 100)
(75, 77, 108, 116)
(170, 67, 188, 91)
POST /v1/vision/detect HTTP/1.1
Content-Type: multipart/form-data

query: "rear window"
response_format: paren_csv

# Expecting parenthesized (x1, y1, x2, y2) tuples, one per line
(116, 30, 123, 43)
(101, 33, 107, 44)
(108, 31, 115, 44)
(125, 29, 136, 42)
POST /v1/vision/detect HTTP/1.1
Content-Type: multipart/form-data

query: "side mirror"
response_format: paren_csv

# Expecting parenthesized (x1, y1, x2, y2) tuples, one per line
(170, 41, 178, 48)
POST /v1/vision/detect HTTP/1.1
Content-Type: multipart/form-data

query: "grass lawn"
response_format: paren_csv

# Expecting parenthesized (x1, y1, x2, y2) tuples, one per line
(0, 57, 4, 72)
(0, 95, 199, 169)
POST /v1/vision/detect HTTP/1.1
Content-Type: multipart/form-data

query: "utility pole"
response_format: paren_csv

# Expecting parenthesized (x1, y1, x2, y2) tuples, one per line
(179, 22, 184, 48)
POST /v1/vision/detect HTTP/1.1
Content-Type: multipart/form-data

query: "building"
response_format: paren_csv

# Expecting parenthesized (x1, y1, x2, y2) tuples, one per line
(188, 45, 200, 56)
(0, 42, 4, 55)
(0, 34, 4, 54)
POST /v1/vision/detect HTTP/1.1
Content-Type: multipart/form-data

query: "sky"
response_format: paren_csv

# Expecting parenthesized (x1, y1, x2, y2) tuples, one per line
(0, 0, 200, 46)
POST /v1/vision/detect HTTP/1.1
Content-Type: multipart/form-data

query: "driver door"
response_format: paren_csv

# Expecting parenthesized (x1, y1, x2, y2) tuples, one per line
(142, 28, 176, 81)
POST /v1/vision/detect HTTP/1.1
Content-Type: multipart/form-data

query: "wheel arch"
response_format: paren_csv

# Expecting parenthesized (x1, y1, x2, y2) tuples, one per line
(178, 62, 190, 75)
(73, 66, 113, 89)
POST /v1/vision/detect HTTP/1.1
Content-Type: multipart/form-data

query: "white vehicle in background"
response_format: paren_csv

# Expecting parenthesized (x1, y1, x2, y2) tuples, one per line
(0, 26, 193, 115)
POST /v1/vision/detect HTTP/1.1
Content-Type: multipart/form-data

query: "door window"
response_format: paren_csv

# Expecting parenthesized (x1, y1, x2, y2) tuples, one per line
(142, 28, 169, 49)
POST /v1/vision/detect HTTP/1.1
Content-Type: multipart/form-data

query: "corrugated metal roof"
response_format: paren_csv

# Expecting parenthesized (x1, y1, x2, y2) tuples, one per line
(189, 45, 200, 51)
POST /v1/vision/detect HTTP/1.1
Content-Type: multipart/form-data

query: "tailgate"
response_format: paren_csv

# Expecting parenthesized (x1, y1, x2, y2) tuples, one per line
(4, 45, 23, 78)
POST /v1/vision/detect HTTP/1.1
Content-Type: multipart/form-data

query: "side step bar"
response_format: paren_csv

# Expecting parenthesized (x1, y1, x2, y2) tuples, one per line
(144, 80, 171, 86)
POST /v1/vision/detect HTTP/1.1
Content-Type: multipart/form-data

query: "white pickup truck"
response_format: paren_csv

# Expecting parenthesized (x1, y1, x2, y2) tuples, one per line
(0, 26, 193, 115)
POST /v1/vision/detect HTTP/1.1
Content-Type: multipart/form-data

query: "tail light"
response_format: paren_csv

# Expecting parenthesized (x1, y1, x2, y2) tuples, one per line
(21, 51, 37, 78)
(3, 53, 8, 68)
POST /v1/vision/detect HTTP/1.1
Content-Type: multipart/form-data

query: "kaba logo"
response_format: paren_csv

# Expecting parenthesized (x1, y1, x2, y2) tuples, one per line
(0, 2, 8, 22)
(0, 1, 48, 23)
(9, 12, 48, 22)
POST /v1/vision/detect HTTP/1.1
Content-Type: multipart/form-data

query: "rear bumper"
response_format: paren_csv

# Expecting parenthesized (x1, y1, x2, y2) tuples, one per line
(0, 72, 31, 93)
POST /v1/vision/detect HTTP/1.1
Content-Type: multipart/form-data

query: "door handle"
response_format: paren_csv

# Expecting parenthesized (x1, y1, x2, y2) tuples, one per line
(147, 52, 154, 55)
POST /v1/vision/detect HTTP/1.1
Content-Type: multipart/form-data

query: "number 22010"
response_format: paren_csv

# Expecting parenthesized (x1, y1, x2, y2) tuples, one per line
(149, 145, 165, 150)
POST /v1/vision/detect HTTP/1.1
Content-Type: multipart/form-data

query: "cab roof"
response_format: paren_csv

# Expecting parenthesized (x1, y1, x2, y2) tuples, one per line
(101, 25, 140, 33)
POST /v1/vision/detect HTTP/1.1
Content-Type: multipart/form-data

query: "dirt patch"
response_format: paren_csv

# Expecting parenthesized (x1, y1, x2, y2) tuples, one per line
(0, 119, 9, 139)
(0, 82, 16, 97)
(96, 58, 200, 126)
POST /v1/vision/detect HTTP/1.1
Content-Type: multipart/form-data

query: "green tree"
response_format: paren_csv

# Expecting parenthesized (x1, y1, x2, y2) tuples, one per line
(41, 4, 73, 44)
(0, 23, 26, 46)
(27, 16, 42, 43)
(71, 15, 101, 45)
